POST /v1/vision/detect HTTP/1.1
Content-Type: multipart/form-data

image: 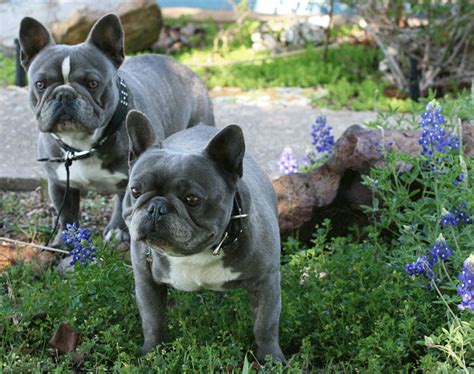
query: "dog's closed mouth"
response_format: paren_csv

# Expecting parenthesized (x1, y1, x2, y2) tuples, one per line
(52, 120, 85, 133)
(146, 240, 187, 257)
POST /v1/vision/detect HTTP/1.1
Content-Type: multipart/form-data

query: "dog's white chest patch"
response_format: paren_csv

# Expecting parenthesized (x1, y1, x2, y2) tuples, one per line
(55, 155, 127, 193)
(160, 251, 241, 292)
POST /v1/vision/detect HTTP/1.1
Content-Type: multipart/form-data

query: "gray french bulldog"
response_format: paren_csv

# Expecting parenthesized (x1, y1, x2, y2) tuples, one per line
(122, 110, 286, 364)
(19, 14, 214, 245)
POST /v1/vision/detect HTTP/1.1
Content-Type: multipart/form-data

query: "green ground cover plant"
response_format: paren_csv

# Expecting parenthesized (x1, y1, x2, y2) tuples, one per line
(181, 44, 412, 111)
(1, 94, 473, 372)
(0, 53, 15, 86)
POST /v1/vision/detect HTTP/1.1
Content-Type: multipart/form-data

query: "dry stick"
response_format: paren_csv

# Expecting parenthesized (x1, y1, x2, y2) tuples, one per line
(322, 0, 335, 62)
(0, 237, 69, 255)
(420, 25, 472, 92)
(364, 23, 407, 91)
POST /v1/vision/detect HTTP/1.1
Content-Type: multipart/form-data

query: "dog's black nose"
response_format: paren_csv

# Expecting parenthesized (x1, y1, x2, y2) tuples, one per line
(147, 198, 169, 219)
(55, 90, 75, 103)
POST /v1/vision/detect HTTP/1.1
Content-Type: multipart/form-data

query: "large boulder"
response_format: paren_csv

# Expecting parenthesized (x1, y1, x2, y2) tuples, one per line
(251, 19, 325, 51)
(274, 124, 474, 242)
(51, 0, 162, 54)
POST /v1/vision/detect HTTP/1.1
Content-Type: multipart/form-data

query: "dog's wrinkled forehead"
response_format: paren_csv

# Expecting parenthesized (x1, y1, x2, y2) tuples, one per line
(28, 44, 114, 82)
(130, 148, 230, 192)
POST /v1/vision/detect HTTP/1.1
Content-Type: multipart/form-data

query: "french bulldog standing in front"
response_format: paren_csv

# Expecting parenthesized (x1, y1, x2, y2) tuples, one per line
(123, 110, 286, 364)
(19, 13, 214, 246)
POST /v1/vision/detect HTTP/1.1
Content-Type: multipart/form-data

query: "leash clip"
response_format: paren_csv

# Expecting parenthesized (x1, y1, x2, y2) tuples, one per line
(212, 232, 228, 256)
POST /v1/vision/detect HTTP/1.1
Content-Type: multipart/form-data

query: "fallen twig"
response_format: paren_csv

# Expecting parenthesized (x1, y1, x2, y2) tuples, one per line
(0, 237, 69, 255)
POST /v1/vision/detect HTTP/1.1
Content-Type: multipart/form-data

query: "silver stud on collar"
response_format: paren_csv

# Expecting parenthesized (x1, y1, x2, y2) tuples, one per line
(231, 213, 248, 219)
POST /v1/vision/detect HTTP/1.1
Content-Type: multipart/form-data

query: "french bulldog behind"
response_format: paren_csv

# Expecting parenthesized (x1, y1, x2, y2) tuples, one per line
(123, 111, 286, 363)
(19, 14, 214, 245)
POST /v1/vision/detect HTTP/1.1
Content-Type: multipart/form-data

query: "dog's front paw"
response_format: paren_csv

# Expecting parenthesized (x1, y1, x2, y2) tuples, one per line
(256, 345, 287, 365)
(55, 255, 75, 277)
(140, 341, 159, 356)
(103, 226, 130, 243)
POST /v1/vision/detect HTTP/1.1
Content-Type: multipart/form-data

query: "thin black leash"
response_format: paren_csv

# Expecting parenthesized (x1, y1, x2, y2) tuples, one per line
(41, 154, 72, 245)
(38, 76, 129, 246)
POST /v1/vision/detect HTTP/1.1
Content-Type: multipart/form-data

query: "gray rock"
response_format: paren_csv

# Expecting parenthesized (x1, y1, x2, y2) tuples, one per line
(51, 0, 162, 54)
(300, 22, 324, 44)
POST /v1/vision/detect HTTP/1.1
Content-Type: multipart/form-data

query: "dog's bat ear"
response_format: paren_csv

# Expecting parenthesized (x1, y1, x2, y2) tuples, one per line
(204, 124, 245, 179)
(19, 17, 55, 71)
(126, 110, 157, 167)
(86, 13, 124, 68)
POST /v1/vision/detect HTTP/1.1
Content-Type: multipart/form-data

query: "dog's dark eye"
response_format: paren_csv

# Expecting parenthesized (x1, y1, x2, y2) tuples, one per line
(184, 195, 201, 207)
(87, 80, 98, 89)
(35, 81, 46, 91)
(131, 186, 142, 198)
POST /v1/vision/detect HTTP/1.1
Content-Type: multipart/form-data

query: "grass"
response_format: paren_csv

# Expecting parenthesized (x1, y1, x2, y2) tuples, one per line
(0, 53, 16, 86)
(176, 44, 415, 111)
(0, 225, 448, 372)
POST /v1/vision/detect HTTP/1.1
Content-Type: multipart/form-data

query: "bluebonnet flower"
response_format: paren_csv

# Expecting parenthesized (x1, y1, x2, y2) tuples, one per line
(405, 235, 452, 280)
(278, 147, 298, 175)
(301, 148, 317, 167)
(405, 255, 434, 278)
(452, 173, 465, 186)
(429, 235, 453, 263)
(63, 223, 96, 267)
(440, 202, 472, 228)
(310, 115, 335, 154)
(457, 254, 474, 311)
(418, 100, 459, 158)
(440, 211, 459, 227)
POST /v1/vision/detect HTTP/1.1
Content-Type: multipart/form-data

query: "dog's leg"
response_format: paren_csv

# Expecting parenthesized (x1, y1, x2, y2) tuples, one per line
(131, 243, 168, 354)
(48, 181, 80, 247)
(248, 271, 286, 364)
(104, 192, 130, 242)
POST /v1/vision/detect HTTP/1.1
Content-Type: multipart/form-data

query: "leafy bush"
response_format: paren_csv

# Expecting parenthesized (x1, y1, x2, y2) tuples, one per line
(188, 44, 381, 90)
(0, 53, 16, 86)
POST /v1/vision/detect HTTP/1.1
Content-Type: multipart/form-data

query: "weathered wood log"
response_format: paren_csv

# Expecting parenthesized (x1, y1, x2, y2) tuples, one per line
(273, 124, 474, 242)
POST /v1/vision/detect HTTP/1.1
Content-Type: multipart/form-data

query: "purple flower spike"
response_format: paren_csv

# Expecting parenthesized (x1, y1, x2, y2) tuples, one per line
(418, 100, 459, 158)
(404, 235, 452, 281)
(278, 147, 298, 175)
(310, 115, 335, 155)
(457, 254, 474, 311)
(63, 224, 97, 267)
(429, 235, 453, 264)
(405, 255, 435, 279)
(440, 202, 472, 228)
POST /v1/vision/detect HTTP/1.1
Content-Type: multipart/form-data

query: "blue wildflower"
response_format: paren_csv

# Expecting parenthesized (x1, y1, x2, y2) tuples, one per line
(429, 235, 453, 263)
(63, 223, 96, 267)
(310, 115, 335, 155)
(452, 170, 466, 186)
(278, 147, 298, 175)
(405, 235, 452, 280)
(440, 202, 472, 228)
(418, 100, 459, 158)
(440, 211, 459, 227)
(457, 254, 474, 311)
(301, 148, 317, 167)
(405, 255, 435, 279)
(454, 201, 473, 224)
